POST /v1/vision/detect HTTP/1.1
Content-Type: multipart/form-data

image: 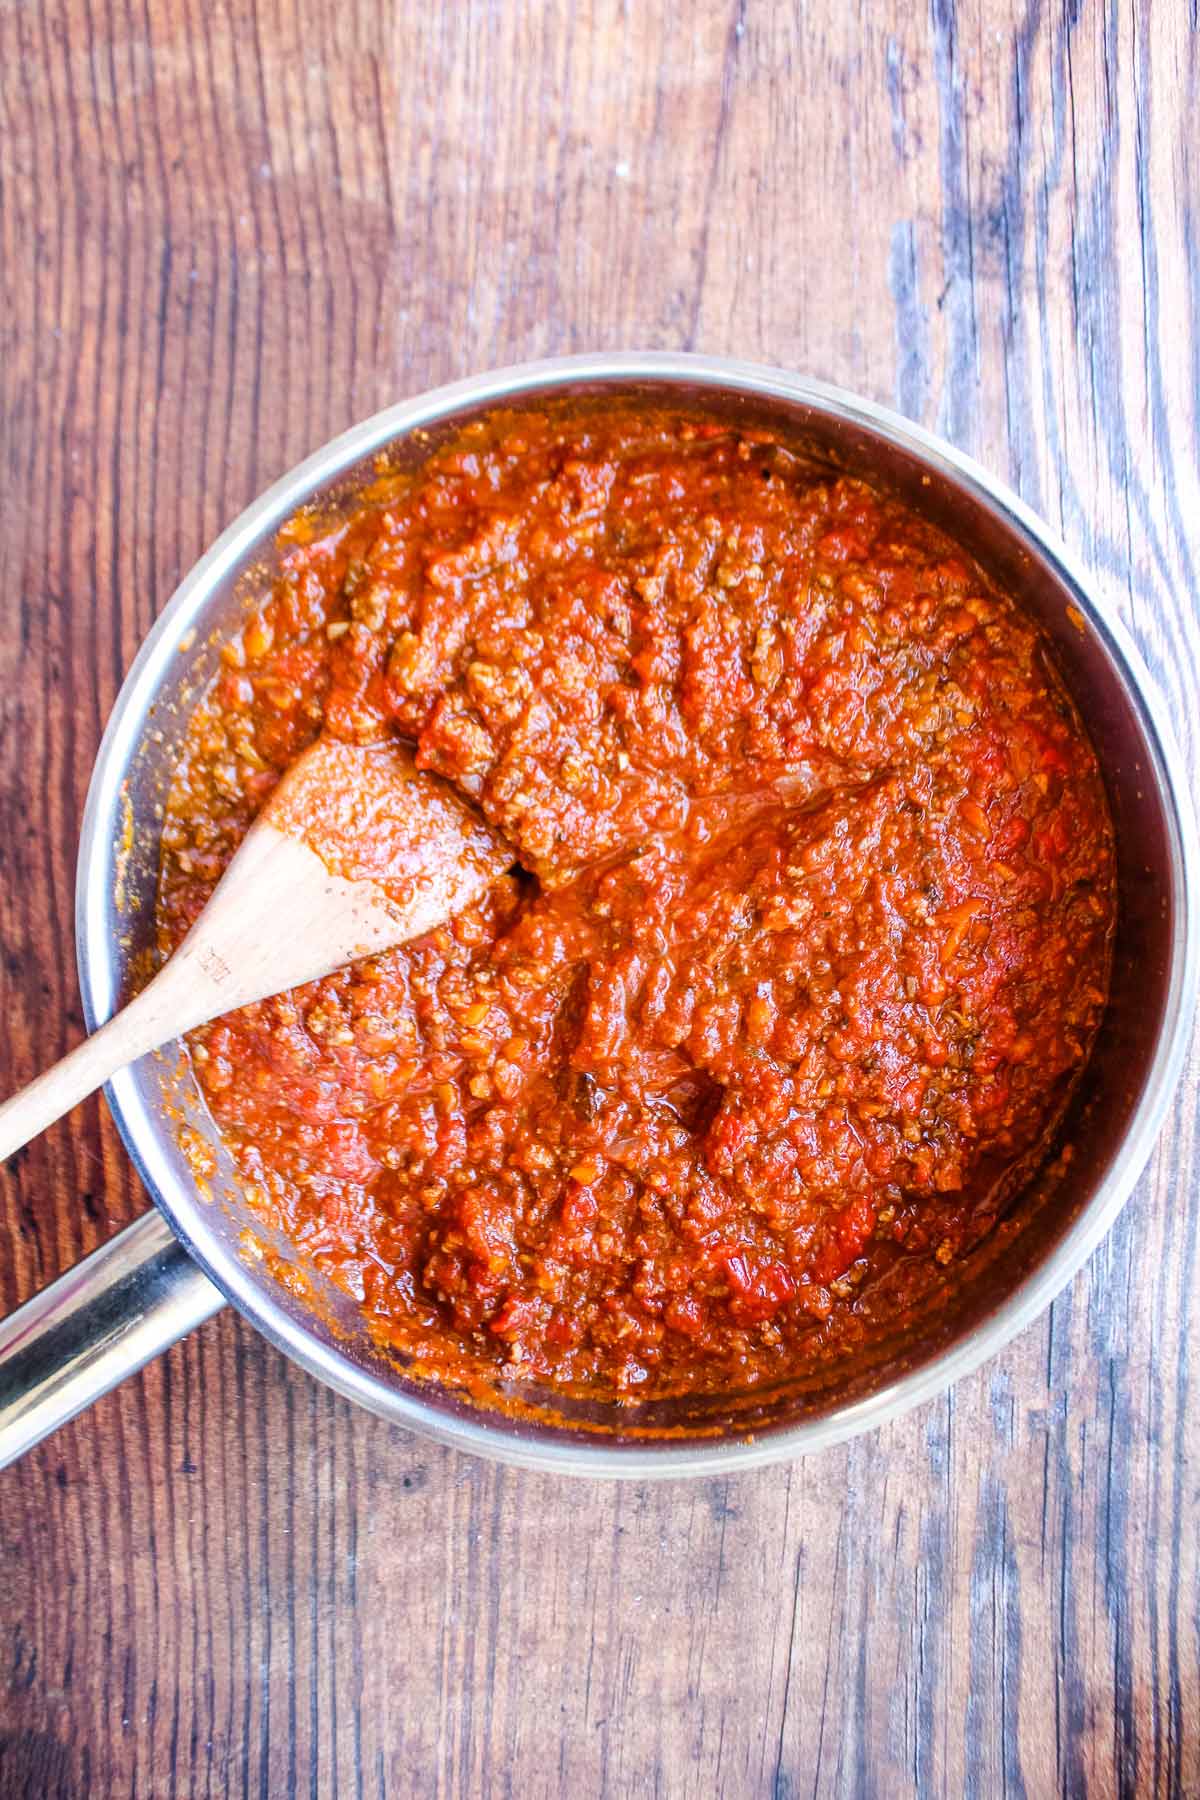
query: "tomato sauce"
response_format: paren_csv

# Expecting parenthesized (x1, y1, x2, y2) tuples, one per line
(158, 402, 1115, 1401)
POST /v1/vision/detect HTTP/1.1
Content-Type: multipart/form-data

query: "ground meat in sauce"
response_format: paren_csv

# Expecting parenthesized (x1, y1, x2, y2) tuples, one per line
(157, 403, 1116, 1400)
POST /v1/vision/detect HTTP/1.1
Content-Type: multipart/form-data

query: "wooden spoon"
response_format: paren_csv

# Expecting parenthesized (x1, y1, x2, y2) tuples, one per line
(0, 736, 512, 1162)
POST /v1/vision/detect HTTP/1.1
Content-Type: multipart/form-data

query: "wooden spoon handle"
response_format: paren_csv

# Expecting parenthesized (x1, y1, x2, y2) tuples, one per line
(0, 976, 180, 1163)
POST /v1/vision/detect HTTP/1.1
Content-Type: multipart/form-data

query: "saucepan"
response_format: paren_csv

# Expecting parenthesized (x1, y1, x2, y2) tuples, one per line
(0, 353, 1195, 1477)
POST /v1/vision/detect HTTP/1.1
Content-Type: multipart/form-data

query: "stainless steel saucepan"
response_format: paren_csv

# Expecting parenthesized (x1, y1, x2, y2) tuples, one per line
(1, 354, 1195, 1477)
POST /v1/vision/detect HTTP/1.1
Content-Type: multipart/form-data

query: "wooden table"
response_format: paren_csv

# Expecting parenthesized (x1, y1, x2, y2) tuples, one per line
(1, 4, 1196, 1794)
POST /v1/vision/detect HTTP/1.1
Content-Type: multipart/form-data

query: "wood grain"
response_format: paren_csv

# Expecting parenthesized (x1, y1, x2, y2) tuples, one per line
(1, 2, 1197, 1794)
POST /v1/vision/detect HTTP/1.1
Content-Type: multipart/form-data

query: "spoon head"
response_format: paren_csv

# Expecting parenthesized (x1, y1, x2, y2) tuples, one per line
(263, 734, 512, 915)
(171, 735, 512, 1025)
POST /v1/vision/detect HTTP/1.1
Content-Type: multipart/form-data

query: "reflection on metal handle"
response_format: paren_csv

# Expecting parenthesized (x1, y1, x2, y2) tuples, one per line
(0, 1210, 226, 1471)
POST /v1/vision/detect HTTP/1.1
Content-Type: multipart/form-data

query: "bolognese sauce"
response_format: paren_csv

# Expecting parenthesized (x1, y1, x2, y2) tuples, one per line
(158, 402, 1115, 1400)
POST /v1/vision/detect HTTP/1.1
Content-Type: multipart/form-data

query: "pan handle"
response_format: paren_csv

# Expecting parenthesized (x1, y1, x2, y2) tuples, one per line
(0, 1210, 226, 1470)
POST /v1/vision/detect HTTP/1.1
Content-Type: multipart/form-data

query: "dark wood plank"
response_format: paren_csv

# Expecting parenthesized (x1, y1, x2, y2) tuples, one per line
(1, 2, 1197, 1795)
